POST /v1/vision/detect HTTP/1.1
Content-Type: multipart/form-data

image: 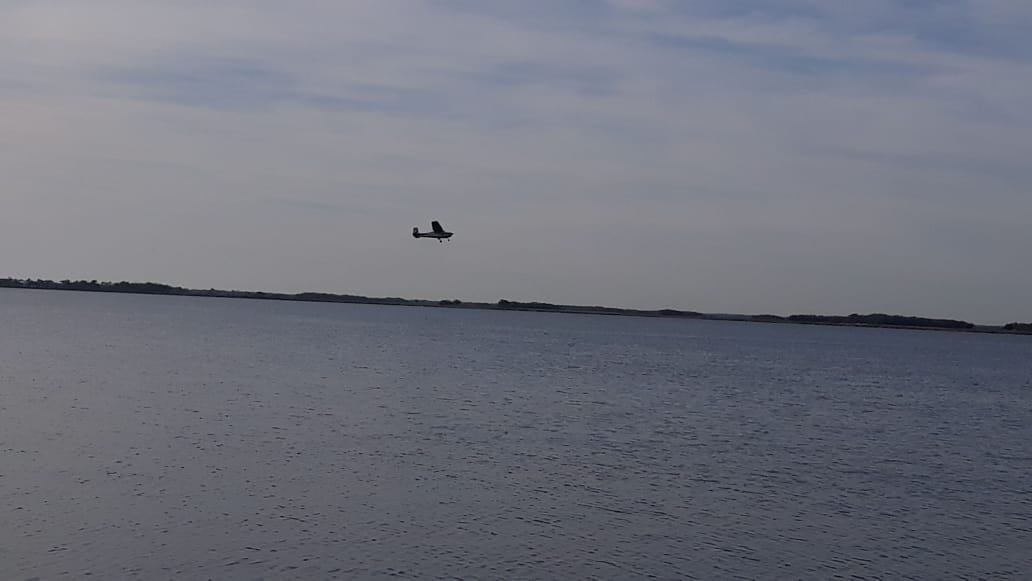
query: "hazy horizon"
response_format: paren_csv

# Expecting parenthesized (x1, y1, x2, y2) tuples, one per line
(4, 1, 1031, 325)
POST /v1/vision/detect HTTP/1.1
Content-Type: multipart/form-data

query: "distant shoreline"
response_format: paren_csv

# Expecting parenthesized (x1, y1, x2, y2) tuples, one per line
(3, 277, 1030, 336)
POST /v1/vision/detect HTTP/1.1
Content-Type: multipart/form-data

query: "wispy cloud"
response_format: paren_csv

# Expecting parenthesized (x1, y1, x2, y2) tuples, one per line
(96, 55, 456, 118)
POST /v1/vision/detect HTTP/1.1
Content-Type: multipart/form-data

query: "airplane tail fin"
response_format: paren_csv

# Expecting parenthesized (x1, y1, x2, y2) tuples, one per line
(412, 226, 420, 238)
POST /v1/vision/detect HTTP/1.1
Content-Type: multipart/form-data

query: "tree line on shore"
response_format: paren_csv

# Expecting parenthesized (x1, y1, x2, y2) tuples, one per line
(785, 313, 974, 330)
(2, 277, 1029, 334)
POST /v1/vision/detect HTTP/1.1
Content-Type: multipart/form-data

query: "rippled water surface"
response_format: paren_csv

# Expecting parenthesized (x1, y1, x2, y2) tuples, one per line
(2, 288, 1030, 579)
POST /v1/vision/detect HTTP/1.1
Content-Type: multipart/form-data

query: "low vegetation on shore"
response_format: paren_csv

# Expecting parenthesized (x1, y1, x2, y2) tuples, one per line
(2, 277, 1028, 335)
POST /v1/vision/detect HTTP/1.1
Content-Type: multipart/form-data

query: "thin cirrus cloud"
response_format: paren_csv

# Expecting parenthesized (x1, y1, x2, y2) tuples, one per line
(2, 0, 1030, 324)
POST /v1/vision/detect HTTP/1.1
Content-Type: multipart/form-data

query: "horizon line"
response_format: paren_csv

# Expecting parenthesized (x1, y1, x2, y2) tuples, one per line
(3, 276, 1031, 334)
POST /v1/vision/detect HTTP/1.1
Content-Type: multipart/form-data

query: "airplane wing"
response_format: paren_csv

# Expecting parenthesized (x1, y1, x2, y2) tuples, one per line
(431, 220, 445, 233)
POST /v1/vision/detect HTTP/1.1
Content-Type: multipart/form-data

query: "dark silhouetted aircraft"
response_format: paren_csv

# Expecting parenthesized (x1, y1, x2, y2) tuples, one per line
(412, 220, 453, 242)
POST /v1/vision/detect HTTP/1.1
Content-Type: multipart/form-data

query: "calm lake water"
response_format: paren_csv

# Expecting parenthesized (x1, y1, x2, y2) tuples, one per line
(1, 288, 1030, 579)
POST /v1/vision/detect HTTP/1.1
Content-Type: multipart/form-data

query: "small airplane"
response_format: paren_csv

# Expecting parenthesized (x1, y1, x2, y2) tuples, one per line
(412, 220, 453, 242)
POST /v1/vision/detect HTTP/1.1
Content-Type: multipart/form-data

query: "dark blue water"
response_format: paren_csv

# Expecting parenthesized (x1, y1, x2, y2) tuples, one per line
(1, 288, 1030, 579)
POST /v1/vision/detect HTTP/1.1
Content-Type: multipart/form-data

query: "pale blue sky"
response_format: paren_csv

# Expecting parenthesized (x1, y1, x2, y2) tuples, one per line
(2, 1, 1030, 323)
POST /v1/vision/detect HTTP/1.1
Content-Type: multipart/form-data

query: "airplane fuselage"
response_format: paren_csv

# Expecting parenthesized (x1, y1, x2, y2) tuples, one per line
(413, 231, 452, 240)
